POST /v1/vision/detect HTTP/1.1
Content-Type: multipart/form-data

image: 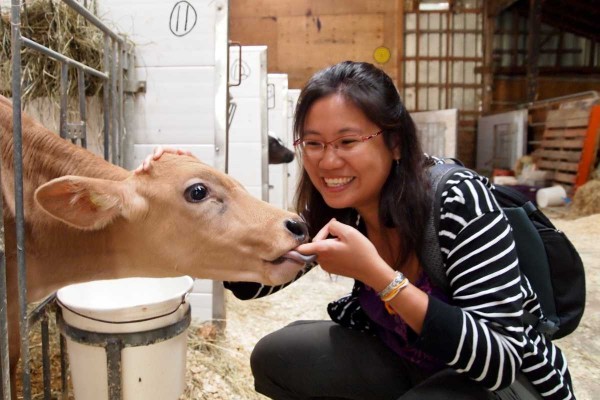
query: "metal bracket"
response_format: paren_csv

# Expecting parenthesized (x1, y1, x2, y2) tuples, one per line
(65, 122, 85, 141)
(125, 80, 146, 94)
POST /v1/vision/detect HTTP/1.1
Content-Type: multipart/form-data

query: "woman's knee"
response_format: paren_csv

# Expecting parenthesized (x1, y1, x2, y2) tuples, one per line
(250, 329, 288, 381)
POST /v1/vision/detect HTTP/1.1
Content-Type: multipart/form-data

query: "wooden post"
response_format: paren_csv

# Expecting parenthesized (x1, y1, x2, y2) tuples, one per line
(482, 1, 496, 114)
(396, 0, 405, 88)
(526, 0, 541, 102)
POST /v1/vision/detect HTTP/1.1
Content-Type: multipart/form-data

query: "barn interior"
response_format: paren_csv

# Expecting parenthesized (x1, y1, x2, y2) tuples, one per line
(230, 0, 600, 197)
(0, 0, 599, 399)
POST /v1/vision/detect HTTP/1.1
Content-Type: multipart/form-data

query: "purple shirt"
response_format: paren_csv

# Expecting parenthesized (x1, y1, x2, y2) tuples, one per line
(358, 271, 449, 372)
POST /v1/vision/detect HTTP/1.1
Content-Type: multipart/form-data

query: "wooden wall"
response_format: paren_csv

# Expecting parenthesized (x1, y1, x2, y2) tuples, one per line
(493, 78, 600, 113)
(229, 0, 404, 89)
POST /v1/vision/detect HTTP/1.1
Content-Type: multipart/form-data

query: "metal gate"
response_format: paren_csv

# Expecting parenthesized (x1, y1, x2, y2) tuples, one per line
(0, 0, 131, 398)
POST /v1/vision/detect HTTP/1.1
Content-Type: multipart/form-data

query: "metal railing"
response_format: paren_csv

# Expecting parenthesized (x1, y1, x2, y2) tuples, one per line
(1, 0, 132, 398)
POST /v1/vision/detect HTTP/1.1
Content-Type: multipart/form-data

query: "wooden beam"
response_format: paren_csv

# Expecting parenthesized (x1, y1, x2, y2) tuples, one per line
(396, 0, 405, 89)
(487, 0, 521, 17)
(526, 0, 542, 102)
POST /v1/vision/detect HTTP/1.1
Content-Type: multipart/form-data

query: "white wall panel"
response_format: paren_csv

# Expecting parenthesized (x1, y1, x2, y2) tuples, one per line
(228, 143, 263, 187)
(99, 0, 217, 67)
(228, 98, 262, 142)
(267, 74, 289, 210)
(286, 89, 301, 211)
(131, 67, 215, 144)
(228, 46, 269, 200)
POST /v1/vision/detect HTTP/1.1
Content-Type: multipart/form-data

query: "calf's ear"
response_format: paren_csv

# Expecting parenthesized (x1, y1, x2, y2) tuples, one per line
(34, 176, 148, 230)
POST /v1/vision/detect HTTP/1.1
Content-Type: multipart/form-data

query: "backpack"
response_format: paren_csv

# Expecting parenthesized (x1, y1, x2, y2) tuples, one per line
(420, 161, 586, 340)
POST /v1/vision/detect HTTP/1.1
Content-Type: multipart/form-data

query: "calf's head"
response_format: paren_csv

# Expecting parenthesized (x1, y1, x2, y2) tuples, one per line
(268, 134, 295, 164)
(34, 153, 310, 286)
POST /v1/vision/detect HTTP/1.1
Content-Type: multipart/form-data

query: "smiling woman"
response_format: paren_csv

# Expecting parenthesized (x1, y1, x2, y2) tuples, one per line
(225, 61, 575, 400)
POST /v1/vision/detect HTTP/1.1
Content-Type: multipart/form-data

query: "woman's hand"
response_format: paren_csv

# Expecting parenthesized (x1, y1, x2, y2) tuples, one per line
(295, 218, 393, 284)
(133, 146, 193, 174)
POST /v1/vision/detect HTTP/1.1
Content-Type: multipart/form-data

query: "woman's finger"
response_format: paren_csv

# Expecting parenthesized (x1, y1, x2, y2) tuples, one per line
(312, 218, 336, 242)
(296, 238, 339, 256)
(152, 146, 166, 160)
(134, 147, 194, 175)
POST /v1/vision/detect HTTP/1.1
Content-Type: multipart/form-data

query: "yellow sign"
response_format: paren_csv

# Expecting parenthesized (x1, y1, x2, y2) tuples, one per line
(373, 46, 391, 64)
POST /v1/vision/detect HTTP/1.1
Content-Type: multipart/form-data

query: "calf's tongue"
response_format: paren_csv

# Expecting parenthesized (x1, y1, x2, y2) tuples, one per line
(283, 250, 317, 264)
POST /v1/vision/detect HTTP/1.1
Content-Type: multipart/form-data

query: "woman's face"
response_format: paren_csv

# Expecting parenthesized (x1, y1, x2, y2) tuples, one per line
(301, 93, 398, 214)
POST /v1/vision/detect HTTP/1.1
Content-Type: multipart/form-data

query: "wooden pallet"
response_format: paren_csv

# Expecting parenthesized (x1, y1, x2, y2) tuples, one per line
(537, 106, 600, 194)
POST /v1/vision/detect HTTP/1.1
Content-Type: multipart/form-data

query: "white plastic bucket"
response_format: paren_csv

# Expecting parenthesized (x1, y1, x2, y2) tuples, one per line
(57, 276, 194, 400)
(536, 185, 567, 208)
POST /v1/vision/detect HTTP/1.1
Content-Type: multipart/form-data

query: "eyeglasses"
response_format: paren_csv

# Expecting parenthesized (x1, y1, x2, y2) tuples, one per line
(293, 131, 383, 159)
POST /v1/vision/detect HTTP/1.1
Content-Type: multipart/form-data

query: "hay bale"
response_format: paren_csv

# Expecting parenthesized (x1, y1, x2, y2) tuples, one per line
(570, 179, 600, 218)
(0, 0, 105, 103)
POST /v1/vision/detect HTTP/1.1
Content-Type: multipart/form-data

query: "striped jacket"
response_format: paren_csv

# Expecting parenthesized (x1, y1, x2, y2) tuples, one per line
(225, 168, 575, 399)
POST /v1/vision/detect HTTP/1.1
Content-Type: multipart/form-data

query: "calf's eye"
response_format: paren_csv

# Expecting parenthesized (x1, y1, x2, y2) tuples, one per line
(184, 183, 209, 203)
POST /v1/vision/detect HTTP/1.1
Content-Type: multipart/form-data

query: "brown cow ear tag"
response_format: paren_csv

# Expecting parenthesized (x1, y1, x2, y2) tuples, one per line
(34, 176, 129, 230)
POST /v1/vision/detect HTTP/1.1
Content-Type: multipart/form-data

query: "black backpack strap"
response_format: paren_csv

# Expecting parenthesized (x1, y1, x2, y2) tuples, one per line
(522, 311, 560, 338)
(420, 161, 469, 294)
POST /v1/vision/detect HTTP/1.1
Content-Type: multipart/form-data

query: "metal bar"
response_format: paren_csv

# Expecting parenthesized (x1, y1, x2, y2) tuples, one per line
(0, 9, 10, 384)
(0, 10, 8, 397)
(118, 43, 124, 166)
(27, 295, 55, 327)
(10, 1, 31, 398)
(103, 34, 110, 161)
(60, 308, 191, 347)
(59, 63, 69, 139)
(58, 320, 68, 399)
(21, 38, 108, 80)
(61, 0, 124, 45)
(41, 314, 51, 400)
(111, 40, 118, 164)
(78, 68, 88, 148)
(105, 340, 123, 400)
(0, 226, 9, 400)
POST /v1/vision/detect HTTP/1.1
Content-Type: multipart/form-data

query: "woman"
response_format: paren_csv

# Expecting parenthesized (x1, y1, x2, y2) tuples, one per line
(224, 61, 574, 400)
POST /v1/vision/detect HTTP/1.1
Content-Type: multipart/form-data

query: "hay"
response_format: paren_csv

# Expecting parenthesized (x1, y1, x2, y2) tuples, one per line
(570, 179, 600, 218)
(0, 0, 104, 103)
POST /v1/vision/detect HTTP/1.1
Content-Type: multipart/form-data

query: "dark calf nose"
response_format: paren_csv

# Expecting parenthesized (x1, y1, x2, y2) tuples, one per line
(283, 152, 294, 163)
(285, 218, 309, 242)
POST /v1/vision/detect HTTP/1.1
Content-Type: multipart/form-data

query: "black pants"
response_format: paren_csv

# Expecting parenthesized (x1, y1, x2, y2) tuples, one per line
(251, 321, 542, 400)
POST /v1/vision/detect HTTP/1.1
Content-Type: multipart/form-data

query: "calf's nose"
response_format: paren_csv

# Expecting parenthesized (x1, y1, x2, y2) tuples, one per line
(284, 218, 309, 242)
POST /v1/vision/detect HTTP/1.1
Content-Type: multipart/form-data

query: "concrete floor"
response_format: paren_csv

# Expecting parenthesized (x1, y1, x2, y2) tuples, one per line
(552, 214, 600, 400)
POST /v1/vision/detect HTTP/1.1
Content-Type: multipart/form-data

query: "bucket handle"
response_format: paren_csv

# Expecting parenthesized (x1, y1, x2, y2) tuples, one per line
(57, 294, 188, 325)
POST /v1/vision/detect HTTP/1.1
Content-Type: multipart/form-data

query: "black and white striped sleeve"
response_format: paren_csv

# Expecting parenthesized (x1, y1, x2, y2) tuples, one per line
(417, 171, 525, 390)
(223, 263, 316, 300)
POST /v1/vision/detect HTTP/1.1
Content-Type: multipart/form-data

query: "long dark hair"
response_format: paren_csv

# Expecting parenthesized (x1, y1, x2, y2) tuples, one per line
(293, 61, 431, 269)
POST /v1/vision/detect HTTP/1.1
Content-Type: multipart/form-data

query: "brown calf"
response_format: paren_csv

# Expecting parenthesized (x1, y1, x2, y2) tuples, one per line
(0, 95, 309, 396)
